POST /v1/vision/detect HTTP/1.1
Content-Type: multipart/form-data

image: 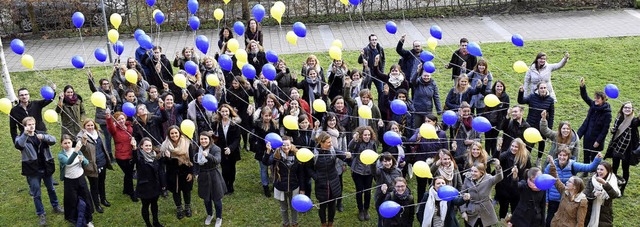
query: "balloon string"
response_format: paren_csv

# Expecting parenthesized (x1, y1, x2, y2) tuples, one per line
(314, 184, 383, 207)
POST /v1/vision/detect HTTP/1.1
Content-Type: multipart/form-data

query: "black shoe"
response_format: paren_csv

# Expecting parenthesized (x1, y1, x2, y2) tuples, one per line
(53, 180, 59, 186)
(101, 199, 111, 207)
(95, 205, 104, 213)
(130, 195, 139, 202)
(263, 185, 271, 197)
(337, 202, 344, 212)
(162, 190, 169, 198)
(364, 210, 370, 220)
(176, 206, 184, 220)
(358, 210, 365, 221)
(153, 222, 164, 227)
(184, 204, 192, 217)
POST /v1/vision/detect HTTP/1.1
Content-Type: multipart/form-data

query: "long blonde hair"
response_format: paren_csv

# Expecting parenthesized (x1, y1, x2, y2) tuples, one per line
(511, 138, 530, 169)
(466, 142, 488, 169)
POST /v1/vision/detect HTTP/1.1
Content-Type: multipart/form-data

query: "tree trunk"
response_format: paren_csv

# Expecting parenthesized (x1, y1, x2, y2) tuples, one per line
(0, 36, 17, 102)
(242, 0, 250, 20)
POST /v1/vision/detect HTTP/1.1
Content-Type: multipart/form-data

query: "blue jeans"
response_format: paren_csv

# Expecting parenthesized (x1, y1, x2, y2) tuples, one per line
(27, 174, 59, 215)
(259, 161, 269, 186)
(99, 124, 113, 160)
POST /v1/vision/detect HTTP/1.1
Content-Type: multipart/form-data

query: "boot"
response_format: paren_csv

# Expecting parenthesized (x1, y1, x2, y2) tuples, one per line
(184, 204, 192, 217)
(321, 223, 327, 227)
(176, 205, 184, 219)
(153, 221, 164, 227)
(291, 224, 299, 227)
(364, 209, 370, 220)
(336, 199, 344, 212)
(95, 205, 104, 213)
(263, 185, 271, 197)
(101, 199, 111, 207)
(327, 222, 334, 227)
(358, 210, 365, 221)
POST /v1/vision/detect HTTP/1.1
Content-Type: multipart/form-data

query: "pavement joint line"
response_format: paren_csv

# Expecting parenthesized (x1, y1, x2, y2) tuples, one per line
(481, 16, 512, 42)
(318, 25, 335, 50)
(624, 9, 640, 20)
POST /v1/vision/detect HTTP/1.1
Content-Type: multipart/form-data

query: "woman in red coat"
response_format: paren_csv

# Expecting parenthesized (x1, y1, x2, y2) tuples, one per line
(106, 110, 138, 202)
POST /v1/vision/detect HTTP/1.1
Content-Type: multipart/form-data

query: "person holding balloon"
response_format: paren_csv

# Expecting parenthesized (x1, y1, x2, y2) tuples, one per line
(410, 66, 442, 128)
(518, 82, 555, 165)
(134, 137, 164, 227)
(462, 142, 490, 174)
(161, 92, 188, 135)
(173, 47, 200, 71)
(450, 102, 482, 164)
(508, 164, 547, 227)
(467, 59, 493, 114)
(110, 64, 128, 97)
(380, 122, 409, 173)
(212, 104, 242, 195)
(119, 67, 150, 104)
(358, 34, 386, 96)
(409, 114, 447, 203)
(327, 59, 350, 101)
(247, 40, 268, 76)
(381, 177, 414, 226)
(577, 77, 612, 171)
(221, 76, 253, 151)
(417, 176, 466, 227)
(496, 105, 530, 154)
(290, 115, 317, 199)
(193, 131, 226, 226)
(382, 89, 414, 139)
(445, 75, 486, 112)
(253, 106, 280, 197)
(604, 101, 639, 197)
(56, 85, 86, 138)
(159, 126, 195, 220)
(217, 27, 234, 49)
(496, 138, 531, 220)
(215, 44, 241, 88)
(132, 103, 168, 147)
(523, 51, 569, 102)
(186, 89, 214, 136)
(428, 149, 463, 190)
(244, 19, 263, 46)
(344, 69, 371, 100)
(539, 110, 580, 166)
(143, 46, 174, 92)
(88, 71, 119, 162)
(584, 161, 620, 227)
(253, 75, 282, 110)
(263, 136, 304, 227)
(297, 67, 326, 116)
(105, 109, 139, 202)
(378, 65, 410, 120)
(481, 80, 510, 158)
(145, 86, 163, 116)
(343, 81, 382, 129)
(77, 119, 114, 214)
(371, 152, 402, 226)
(126, 57, 147, 82)
(347, 126, 378, 221)
(200, 56, 224, 95)
(284, 89, 312, 121)
(460, 160, 503, 227)
(10, 86, 56, 146)
(396, 34, 423, 81)
(307, 131, 351, 227)
(58, 134, 94, 226)
(444, 38, 476, 85)
(275, 60, 297, 102)
(547, 154, 589, 227)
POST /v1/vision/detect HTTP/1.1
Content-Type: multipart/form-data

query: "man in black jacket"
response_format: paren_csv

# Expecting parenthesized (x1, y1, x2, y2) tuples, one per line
(396, 34, 423, 82)
(358, 34, 386, 96)
(10, 86, 55, 144)
(445, 38, 476, 86)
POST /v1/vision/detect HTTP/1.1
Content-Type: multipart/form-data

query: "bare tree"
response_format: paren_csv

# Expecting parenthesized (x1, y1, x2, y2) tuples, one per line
(0, 36, 17, 102)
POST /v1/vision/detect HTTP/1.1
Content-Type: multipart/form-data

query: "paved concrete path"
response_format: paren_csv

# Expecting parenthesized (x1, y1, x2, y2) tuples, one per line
(4, 9, 640, 72)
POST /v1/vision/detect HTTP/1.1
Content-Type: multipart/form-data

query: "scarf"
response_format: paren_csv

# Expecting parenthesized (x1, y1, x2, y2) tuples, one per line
(195, 146, 210, 165)
(388, 73, 404, 88)
(394, 188, 410, 200)
(356, 97, 374, 127)
(462, 117, 473, 131)
(587, 174, 620, 227)
(422, 187, 448, 227)
(160, 136, 193, 167)
(528, 179, 541, 191)
(306, 77, 321, 106)
(438, 164, 455, 182)
(289, 108, 300, 118)
(141, 149, 157, 163)
(327, 128, 340, 148)
(351, 78, 363, 98)
(64, 94, 79, 105)
(85, 130, 98, 141)
(614, 114, 633, 139)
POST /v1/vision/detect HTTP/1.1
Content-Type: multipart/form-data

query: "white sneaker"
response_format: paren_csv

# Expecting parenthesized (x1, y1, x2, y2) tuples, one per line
(87, 222, 94, 227)
(215, 218, 222, 227)
(205, 215, 214, 225)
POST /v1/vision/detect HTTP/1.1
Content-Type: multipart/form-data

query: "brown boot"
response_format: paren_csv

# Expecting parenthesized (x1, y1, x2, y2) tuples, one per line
(291, 224, 298, 227)
(327, 222, 334, 227)
(321, 223, 327, 227)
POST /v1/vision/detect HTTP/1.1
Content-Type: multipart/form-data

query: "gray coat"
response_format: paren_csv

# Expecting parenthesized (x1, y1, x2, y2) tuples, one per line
(460, 164, 503, 227)
(348, 140, 377, 176)
(195, 145, 226, 201)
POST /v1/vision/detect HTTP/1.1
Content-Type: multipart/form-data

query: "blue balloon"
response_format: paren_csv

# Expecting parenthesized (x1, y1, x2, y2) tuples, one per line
(534, 174, 556, 190)
(292, 22, 307, 38)
(262, 64, 276, 81)
(467, 42, 483, 57)
(378, 201, 401, 218)
(40, 86, 54, 100)
(218, 55, 232, 71)
(252, 4, 266, 22)
(385, 21, 397, 34)
(430, 25, 442, 40)
(94, 48, 107, 62)
(605, 84, 619, 99)
(291, 194, 313, 212)
(511, 34, 524, 47)
(195, 35, 209, 55)
(189, 16, 200, 31)
(242, 64, 256, 79)
(471, 116, 492, 133)
(188, 0, 199, 14)
(10, 39, 25, 55)
(349, 0, 362, 6)
(154, 11, 165, 25)
(420, 51, 434, 62)
(442, 110, 457, 126)
(138, 34, 154, 50)
(146, 0, 155, 7)
(72, 12, 85, 28)
(71, 55, 85, 69)
(423, 61, 436, 73)
(134, 29, 146, 40)
(202, 94, 218, 112)
(185, 61, 198, 75)
(265, 50, 278, 63)
(390, 99, 407, 115)
(123, 102, 136, 117)
(113, 41, 124, 55)
(437, 185, 459, 201)
(265, 133, 283, 149)
(383, 131, 402, 146)
(233, 21, 245, 36)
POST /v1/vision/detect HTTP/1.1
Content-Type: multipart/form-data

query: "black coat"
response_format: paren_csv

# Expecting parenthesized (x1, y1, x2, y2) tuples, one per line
(248, 51, 267, 76)
(446, 49, 476, 79)
(382, 190, 414, 227)
(275, 68, 296, 102)
(132, 110, 168, 147)
(498, 119, 530, 152)
(417, 193, 465, 227)
(135, 150, 163, 199)
(577, 86, 612, 146)
(495, 151, 531, 201)
(163, 143, 195, 194)
(195, 145, 226, 201)
(214, 120, 242, 162)
(510, 180, 546, 227)
(518, 90, 555, 129)
(606, 116, 640, 160)
(307, 148, 346, 202)
(251, 121, 279, 161)
(10, 99, 54, 143)
(143, 54, 173, 89)
(263, 151, 305, 192)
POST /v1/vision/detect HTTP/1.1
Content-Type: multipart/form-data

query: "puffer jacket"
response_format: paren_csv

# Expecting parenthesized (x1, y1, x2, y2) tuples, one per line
(106, 116, 134, 160)
(544, 157, 600, 202)
(348, 140, 377, 175)
(518, 90, 555, 129)
(577, 86, 612, 145)
(264, 150, 305, 192)
(411, 76, 442, 114)
(445, 84, 484, 111)
(308, 147, 347, 202)
(15, 132, 56, 176)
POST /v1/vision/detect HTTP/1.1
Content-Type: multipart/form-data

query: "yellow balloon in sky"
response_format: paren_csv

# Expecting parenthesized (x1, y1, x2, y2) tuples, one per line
(524, 127, 543, 143)
(110, 13, 122, 29)
(206, 74, 220, 87)
(286, 31, 297, 45)
(226, 38, 239, 52)
(174, 74, 187, 88)
(108, 29, 119, 44)
(329, 46, 342, 60)
(235, 49, 248, 62)
(274, 1, 286, 12)
(21, 54, 34, 69)
(513, 60, 528, 73)
(359, 149, 378, 165)
(0, 98, 12, 114)
(283, 115, 299, 130)
(419, 123, 438, 139)
(181, 119, 196, 139)
(331, 39, 343, 49)
(270, 6, 283, 24)
(296, 148, 313, 162)
(427, 37, 438, 51)
(413, 161, 433, 178)
(91, 92, 107, 109)
(358, 105, 372, 119)
(483, 94, 500, 107)
(223, 0, 231, 4)
(213, 8, 224, 21)
(43, 109, 58, 123)
(313, 99, 326, 113)
(125, 69, 138, 84)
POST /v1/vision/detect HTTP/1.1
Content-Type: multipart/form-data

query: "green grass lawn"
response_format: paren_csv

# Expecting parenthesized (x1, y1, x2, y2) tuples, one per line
(1, 36, 640, 226)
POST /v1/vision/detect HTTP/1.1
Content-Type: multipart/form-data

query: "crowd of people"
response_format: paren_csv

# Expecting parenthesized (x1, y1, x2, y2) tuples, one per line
(8, 18, 639, 227)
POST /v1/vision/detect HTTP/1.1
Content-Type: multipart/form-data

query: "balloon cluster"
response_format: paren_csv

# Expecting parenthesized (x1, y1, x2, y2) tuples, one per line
(270, 1, 286, 24)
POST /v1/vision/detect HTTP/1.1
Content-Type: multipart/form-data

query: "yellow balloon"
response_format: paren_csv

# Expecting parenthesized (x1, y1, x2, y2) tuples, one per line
(236, 61, 247, 70)
(483, 94, 500, 107)
(524, 127, 543, 143)
(359, 149, 378, 165)
(181, 119, 196, 139)
(283, 115, 299, 130)
(331, 39, 343, 49)
(358, 106, 372, 119)
(223, 0, 231, 4)
(427, 37, 438, 51)
(235, 49, 248, 62)
(286, 31, 297, 45)
(206, 74, 220, 87)
(21, 54, 34, 69)
(419, 123, 438, 139)
(0, 98, 12, 114)
(329, 46, 342, 60)
(110, 13, 122, 29)
(340, 0, 349, 5)
(296, 148, 314, 162)
(108, 29, 119, 44)
(43, 109, 58, 123)
(91, 92, 107, 109)
(413, 161, 433, 178)
(226, 38, 239, 52)
(174, 74, 187, 88)
(513, 60, 528, 73)
(270, 6, 283, 24)
(213, 8, 224, 21)
(313, 99, 326, 113)
(274, 1, 286, 12)
(125, 69, 138, 84)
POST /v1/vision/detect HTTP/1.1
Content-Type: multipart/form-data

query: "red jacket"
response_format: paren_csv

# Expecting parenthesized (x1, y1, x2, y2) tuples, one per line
(106, 116, 134, 160)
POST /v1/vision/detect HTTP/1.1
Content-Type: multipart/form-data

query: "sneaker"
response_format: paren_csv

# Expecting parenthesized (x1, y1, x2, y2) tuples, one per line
(53, 206, 64, 214)
(38, 214, 46, 225)
(53, 179, 59, 186)
(87, 222, 95, 227)
(205, 215, 214, 225)
(215, 218, 222, 227)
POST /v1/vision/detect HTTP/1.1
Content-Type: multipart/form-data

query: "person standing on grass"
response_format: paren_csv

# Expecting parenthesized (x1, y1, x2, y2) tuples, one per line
(396, 34, 423, 81)
(264, 137, 305, 227)
(159, 126, 194, 220)
(56, 85, 86, 139)
(604, 101, 639, 197)
(371, 153, 403, 227)
(482, 80, 509, 159)
(518, 82, 555, 166)
(467, 59, 493, 114)
(417, 176, 466, 227)
(381, 177, 414, 227)
(584, 162, 620, 227)
(509, 166, 547, 227)
(105, 110, 139, 202)
(213, 104, 242, 195)
(194, 131, 226, 226)
(524, 51, 569, 102)
(548, 156, 589, 227)
(539, 110, 580, 167)
(88, 71, 118, 162)
(409, 114, 448, 203)
(348, 126, 378, 222)
(444, 38, 476, 85)
(460, 161, 503, 227)
(135, 137, 164, 227)
(252, 106, 280, 197)
(15, 116, 64, 225)
(496, 138, 531, 221)
(497, 105, 530, 154)
(358, 34, 386, 95)
(58, 134, 94, 227)
(410, 68, 443, 128)
(77, 118, 114, 214)
(578, 77, 612, 169)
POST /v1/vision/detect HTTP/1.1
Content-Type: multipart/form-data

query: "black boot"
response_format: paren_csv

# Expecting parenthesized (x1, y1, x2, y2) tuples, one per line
(176, 205, 184, 219)
(336, 199, 344, 212)
(263, 185, 271, 197)
(184, 204, 192, 217)
(101, 199, 111, 207)
(95, 205, 104, 213)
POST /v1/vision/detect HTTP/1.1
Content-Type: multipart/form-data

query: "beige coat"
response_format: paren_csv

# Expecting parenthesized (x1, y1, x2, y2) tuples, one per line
(549, 163, 588, 227)
(460, 164, 503, 227)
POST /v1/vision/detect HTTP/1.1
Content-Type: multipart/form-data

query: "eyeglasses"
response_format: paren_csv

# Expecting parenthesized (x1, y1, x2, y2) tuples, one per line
(102, 83, 110, 86)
